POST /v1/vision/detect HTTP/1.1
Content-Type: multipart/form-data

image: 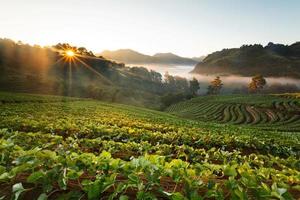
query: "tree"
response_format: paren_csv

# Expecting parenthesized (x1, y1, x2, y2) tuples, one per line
(189, 77, 200, 95)
(248, 75, 266, 93)
(150, 70, 162, 83)
(174, 76, 189, 91)
(207, 76, 223, 95)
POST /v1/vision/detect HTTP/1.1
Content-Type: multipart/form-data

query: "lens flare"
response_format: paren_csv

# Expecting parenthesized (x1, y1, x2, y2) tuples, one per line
(66, 50, 75, 57)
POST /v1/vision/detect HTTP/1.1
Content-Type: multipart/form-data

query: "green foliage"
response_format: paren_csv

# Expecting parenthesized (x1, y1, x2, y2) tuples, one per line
(248, 75, 267, 93)
(0, 92, 299, 199)
(189, 77, 200, 95)
(160, 92, 193, 109)
(207, 76, 223, 95)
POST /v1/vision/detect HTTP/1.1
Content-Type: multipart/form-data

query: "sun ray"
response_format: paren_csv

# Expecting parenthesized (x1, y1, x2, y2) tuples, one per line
(73, 56, 113, 85)
(52, 56, 65, 66)
(71, 57, 78, 69)
(53, 48, 114, 94)
(68, 59, 72, 95)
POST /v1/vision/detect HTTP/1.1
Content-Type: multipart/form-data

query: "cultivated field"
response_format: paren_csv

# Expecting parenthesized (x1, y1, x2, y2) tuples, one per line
(0, 92, 299, 199)
(166, 95, 300, 132)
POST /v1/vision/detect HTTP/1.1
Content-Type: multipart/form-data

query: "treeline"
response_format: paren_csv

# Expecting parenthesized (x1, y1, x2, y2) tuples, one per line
(0, 38, 298, 109)
(0, 38, 200, 109)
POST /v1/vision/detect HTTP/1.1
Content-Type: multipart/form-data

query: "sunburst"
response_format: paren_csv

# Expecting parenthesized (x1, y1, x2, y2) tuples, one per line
(65, 50, 75, 57)
(53, 46, 113, 93)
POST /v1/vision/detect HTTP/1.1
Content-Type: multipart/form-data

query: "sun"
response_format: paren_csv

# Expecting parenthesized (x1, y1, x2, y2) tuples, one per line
(66, 50, 75, 57)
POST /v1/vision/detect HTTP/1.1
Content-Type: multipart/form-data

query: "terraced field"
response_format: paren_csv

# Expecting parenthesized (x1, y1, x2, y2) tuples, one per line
(276, 93, 300, 99)
(166, 95, 300, 131)
(0, 92, 299, 199)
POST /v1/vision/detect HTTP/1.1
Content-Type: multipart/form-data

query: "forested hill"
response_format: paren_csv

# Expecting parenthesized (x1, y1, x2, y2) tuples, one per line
(100, 49, 199, 65)
(191, 42, 300, 78)
(0, 39, 191, 109)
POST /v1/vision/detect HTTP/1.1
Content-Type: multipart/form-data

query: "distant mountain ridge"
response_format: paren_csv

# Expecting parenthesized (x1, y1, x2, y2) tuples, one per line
(99, 49, 200, 65)
(191, 42, 300, 78)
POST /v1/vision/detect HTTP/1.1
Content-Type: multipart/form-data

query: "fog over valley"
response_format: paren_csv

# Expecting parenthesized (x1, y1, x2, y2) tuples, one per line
(130, 63, 300, 94)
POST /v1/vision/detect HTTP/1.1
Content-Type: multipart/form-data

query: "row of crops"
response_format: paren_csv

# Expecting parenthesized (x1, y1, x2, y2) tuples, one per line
(0, 92, 299, 199)
(166, 95, 300, 131)
(0, 92, 86, 104)
(276, 93, 300, 99)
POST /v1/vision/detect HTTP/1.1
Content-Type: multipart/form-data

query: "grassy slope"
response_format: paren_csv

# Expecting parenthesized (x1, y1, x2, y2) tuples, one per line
(0, 92, 299, 199)
(1, 92, 299, 154)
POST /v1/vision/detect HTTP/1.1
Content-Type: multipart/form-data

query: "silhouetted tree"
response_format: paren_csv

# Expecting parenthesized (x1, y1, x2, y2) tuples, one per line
(150, 70, 162, 83)
(78, 47, 89, 55)
(189, 77, 200, 95)
(207, 76, 223, 95)
(164, 72, 174, 84)
(248, 75, 266, 93)
(163, 72, 189, 93)
(174, 76, 189, 91)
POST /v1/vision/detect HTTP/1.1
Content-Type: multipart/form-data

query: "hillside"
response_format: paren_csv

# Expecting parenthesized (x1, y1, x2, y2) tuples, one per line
(166, 94, 300, 131)
(191, 42, 300, 78)
(191, 55, 206, 62)
(100, 49, 198, 65)
(0, 39, 191, 109)
(0, 92, 299, 199)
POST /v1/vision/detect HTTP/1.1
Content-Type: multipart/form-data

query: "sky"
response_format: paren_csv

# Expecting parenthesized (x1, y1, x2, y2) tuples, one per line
(0, 0, 299, 57)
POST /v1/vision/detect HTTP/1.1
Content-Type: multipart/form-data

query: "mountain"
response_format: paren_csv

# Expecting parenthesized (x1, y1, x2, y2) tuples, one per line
(100, 49, 198, 65)
(191, 42, 300, 78)
(100, 49, 153, 64)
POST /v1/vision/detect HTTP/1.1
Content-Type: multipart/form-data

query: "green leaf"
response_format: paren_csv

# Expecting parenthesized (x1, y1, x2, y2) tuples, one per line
(277, 188, 287, 196)
(27, 171, 45, 183)
(12, 183, 24, 193)
(270, 192, 282, 199)
(12, 183, 26, 200)
(116, 182, 127, 193)
(83, 180, 101, 200)
(171, 192, 187, 200)
(67, 169, 83, 180)
(128, 173, 144, 191)
(136, 191, 157, 200)
(0, 172, 9, 181)
(224, 166, 237, 177)
(37, 193, 48, 200)
(0, 166, 5, 174)
(58, 170, 68, 190)
(100, 151, 111, 159)
(108, 182, 127, 200)
(119, 195, 129, 200)
(261, 182, 270, 193)
(234, 189, 247, 200)
(128, 174, 140, 184)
